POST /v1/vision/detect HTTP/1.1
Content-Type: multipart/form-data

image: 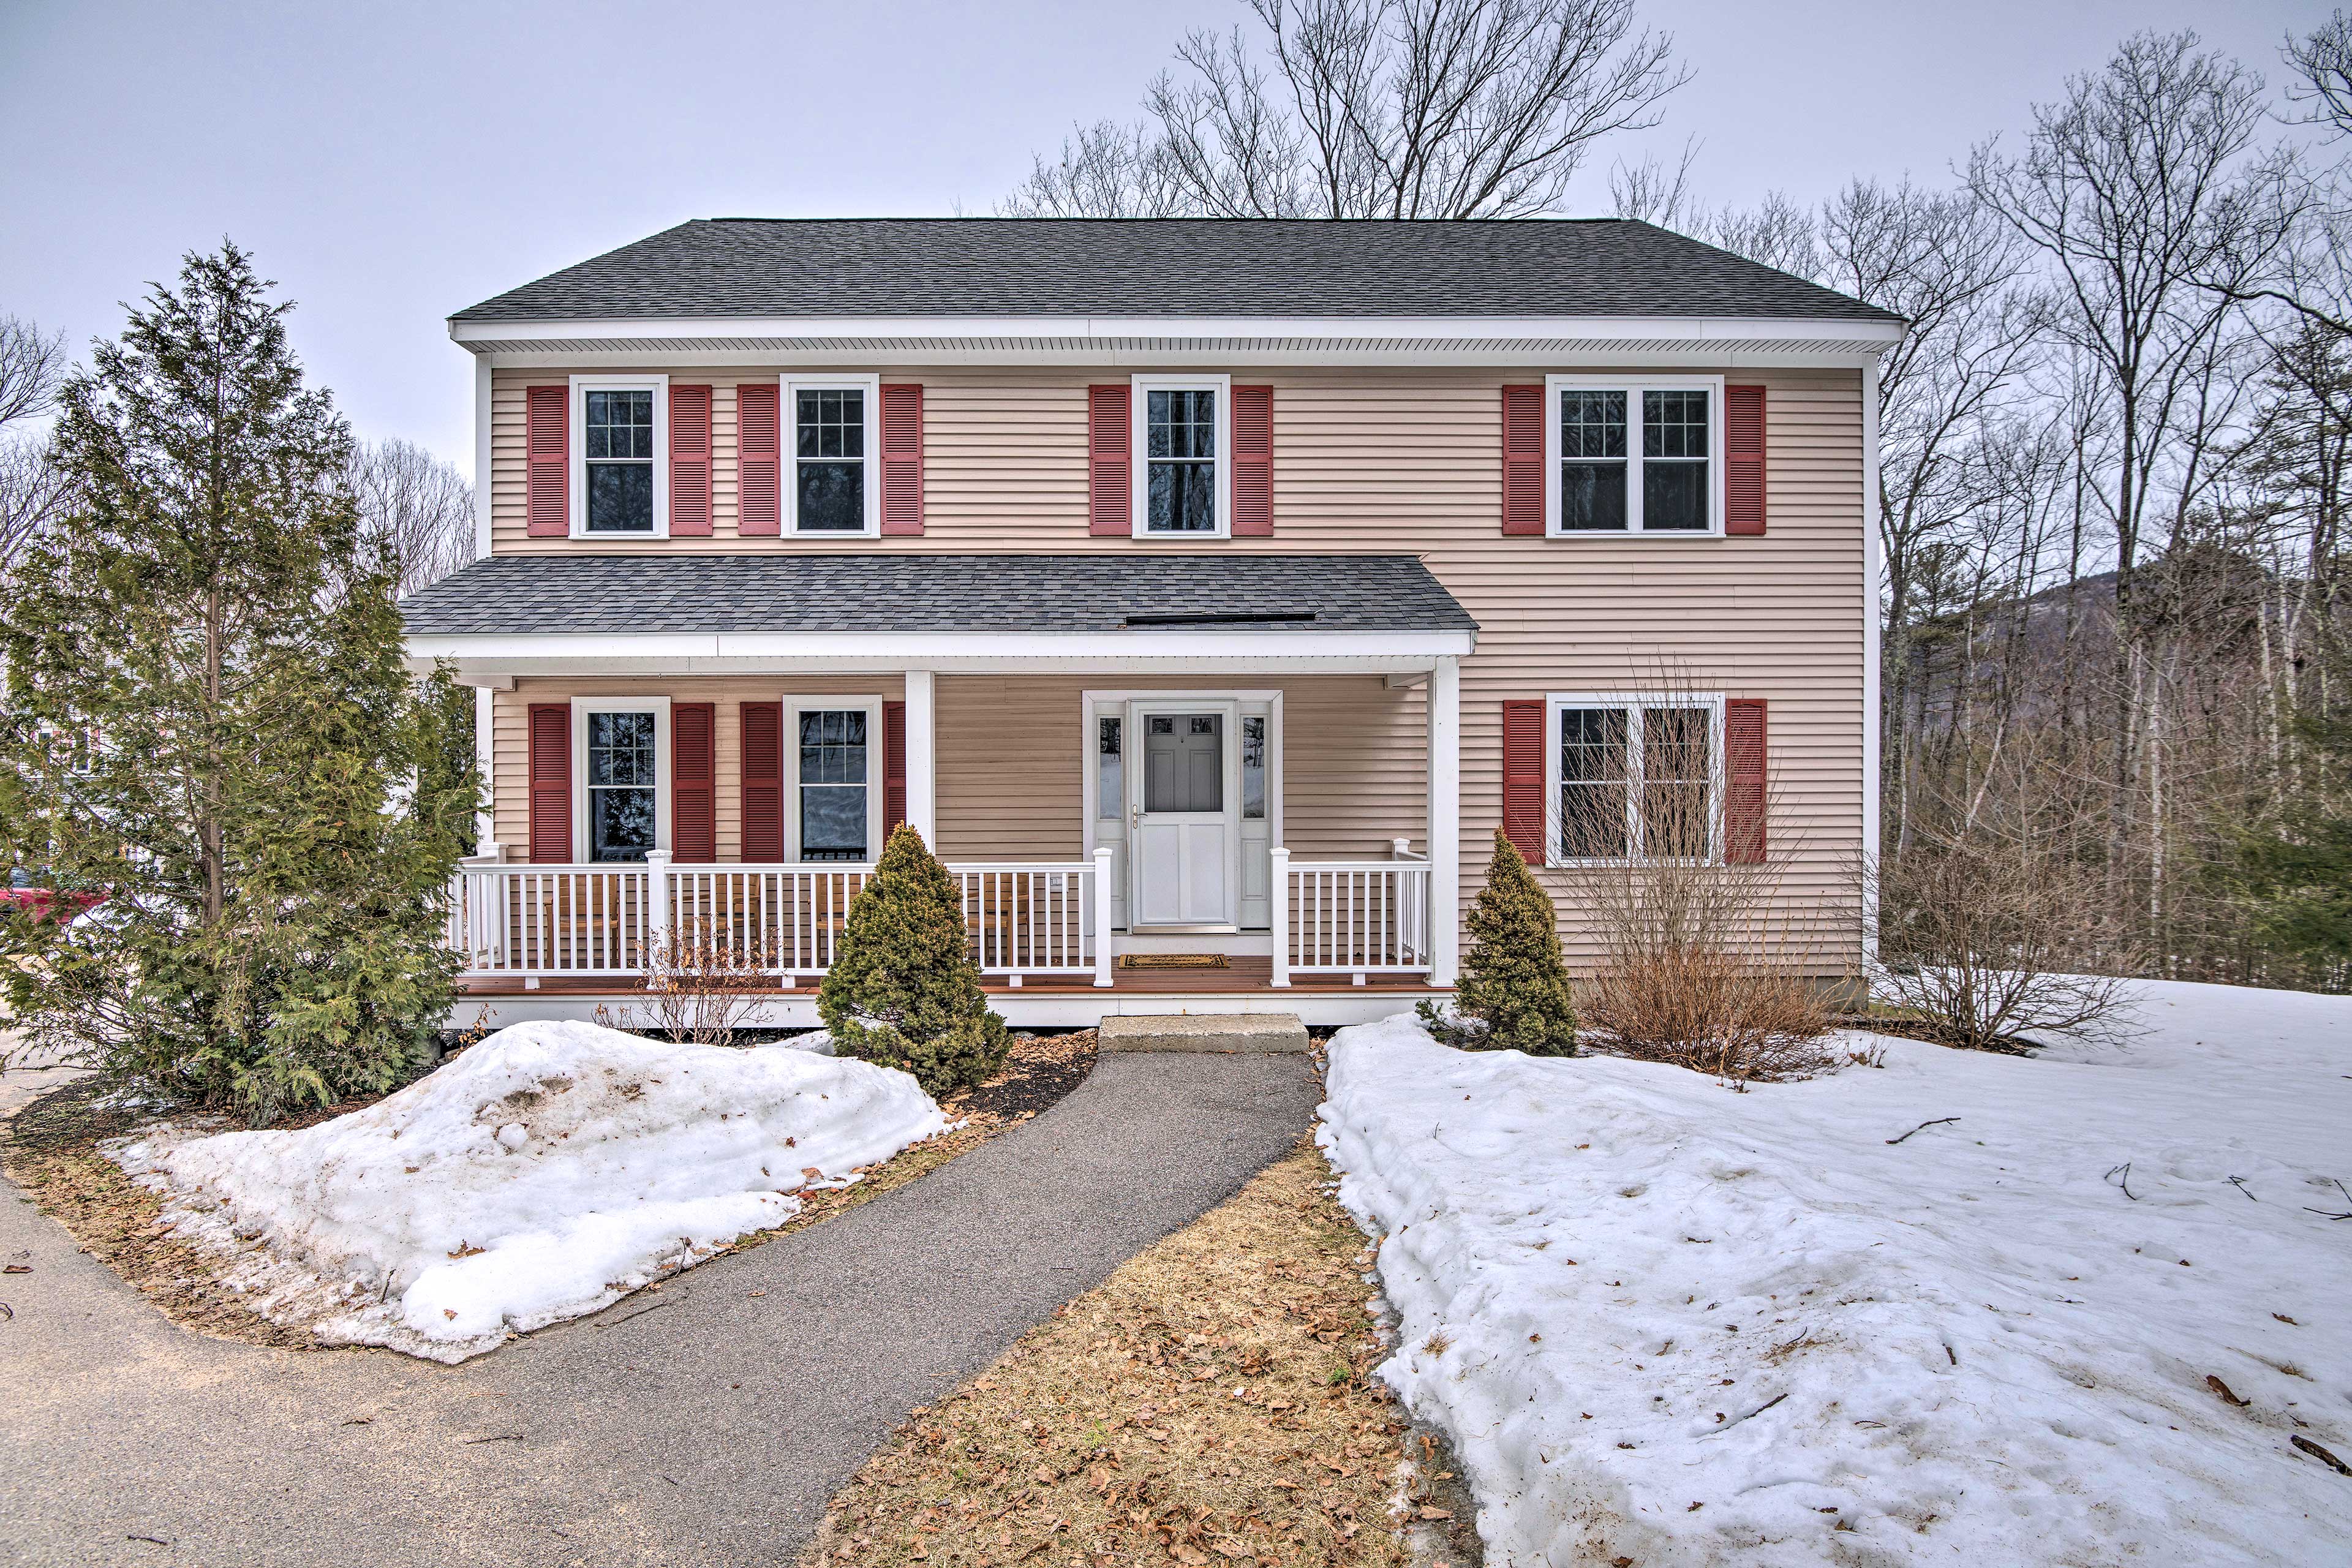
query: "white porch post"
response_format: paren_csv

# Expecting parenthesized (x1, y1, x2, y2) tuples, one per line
(904, 669, 937, 844)
(1428, 655, 1461, 986)
(1269, 846, 1291, 987)
(644, 848, 673, 987)
(473, 685, 496, 856)
(1091, 845, 1115, 988)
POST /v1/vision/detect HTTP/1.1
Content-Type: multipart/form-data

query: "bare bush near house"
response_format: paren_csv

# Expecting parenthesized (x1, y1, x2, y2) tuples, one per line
(643, 931, 777, 1047)
(1546, 684, 1839, 1080)
(1871, 787, 2137, 1051)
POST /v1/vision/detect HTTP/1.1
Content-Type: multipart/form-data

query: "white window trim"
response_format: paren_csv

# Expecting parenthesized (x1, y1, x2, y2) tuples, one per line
(782, 696, 886, 864)
(569, 374, 670, 540)
(1544, 374, 1726, 539)
(1544, 692, 1725, 867)
(572, 697, 670, 862)
(782, 374, 883, 538)
(1130, 373, 1232, 540)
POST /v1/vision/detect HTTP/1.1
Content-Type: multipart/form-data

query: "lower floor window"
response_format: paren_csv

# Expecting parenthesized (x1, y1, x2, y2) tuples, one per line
(586, 710, 658, 861)
(797, 709, 869, 862)
(1555, 698, 1717, 861)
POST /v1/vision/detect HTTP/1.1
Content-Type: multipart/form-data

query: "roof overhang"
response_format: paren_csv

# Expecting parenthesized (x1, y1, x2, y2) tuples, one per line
(406, 628, 1477, 682)
(447, 313, 1905, 370)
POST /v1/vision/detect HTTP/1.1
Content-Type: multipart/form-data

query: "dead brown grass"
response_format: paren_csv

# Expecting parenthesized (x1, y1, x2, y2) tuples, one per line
(798, 1144, 1414, 1568)
(0, 1029, 1097, 1351)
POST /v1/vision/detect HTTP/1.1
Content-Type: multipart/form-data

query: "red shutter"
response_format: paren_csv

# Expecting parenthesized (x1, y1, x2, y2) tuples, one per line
(1501, 700, 1546, 864)
(526, 386, 568, 538)
(1501, 385, 1545, 536)
(741, 701, 783, 861)
(669, 385, 712, 537)
(1725, 385, 1766, 536)
(737, 383, 781, 537)
(672, 702, 716, 861)
(1725, 698, 1768, 863)
(880, 383, 924, 537)
(882, 700, 908, 839)
(1231, 385, 1273, 537)
(527, 703, 571, 863)
(1087, 384, 1131, 537)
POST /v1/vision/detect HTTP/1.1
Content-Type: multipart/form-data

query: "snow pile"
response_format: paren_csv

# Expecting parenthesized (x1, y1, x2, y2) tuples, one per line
(116, 1020, 948, 1362)
(1319, 982, 2352, 1566)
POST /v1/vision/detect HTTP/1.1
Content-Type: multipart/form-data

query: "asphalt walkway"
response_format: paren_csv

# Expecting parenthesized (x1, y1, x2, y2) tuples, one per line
(0, 1052, 1321, 1567)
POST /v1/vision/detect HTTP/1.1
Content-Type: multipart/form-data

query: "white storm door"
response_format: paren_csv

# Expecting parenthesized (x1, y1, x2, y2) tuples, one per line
(1127, 702, 1241, 930)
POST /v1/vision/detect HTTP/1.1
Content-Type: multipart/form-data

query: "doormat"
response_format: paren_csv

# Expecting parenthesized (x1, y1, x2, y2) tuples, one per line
(1117, 953, 1231, 970)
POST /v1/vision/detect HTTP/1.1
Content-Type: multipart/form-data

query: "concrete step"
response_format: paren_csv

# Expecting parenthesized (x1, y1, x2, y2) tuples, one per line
(1097, 1012, 1311, 1054)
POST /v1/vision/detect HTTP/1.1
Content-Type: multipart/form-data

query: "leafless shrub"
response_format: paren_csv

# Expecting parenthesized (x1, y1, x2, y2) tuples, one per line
(1871, 825, 2137, 1051)
(1545, 676, 1841, 1081)
(644, 932, 778, 1047)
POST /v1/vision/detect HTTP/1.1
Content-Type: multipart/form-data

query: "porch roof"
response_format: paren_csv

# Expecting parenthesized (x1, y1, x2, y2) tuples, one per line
(402, 552, 1477, 637)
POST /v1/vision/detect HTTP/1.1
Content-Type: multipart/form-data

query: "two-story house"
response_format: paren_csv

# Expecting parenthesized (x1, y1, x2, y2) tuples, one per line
(402, 219, 1901, 1028)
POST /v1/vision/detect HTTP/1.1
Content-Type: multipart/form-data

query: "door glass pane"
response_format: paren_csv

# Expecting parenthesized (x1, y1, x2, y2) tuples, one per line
(1240, 715, 1265, 820)
(797, 709, 868, 861)
(1097, 716, 1123, 818)
(1642, 706, 1712, 858)
(1557, 706, 1627, 859)
(1144, 712, 1222, 813)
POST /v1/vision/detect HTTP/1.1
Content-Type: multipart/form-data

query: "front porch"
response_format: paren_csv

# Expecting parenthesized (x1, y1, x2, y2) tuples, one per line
(404, 552, 1477, 1028)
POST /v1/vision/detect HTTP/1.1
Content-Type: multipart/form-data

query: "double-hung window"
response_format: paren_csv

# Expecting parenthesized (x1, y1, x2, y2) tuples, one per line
(571, 375, 669, 537)
(791, 704, 876, 862)
(785, 375, 880, 535)
(1131, 374, 1229, 537)
(1548, 695, 1722, 862)
(1547, 377, 1724, 536)
(575, 701, 668, 862)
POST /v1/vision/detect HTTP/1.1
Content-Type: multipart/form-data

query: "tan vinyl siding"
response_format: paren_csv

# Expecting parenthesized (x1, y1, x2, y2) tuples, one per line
(490, 676, 902, 862)
(933, 674, 1424, 862)
(480, 364, 1866, 966)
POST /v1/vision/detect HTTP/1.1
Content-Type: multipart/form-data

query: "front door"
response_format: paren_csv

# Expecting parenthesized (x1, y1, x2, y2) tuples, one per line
(1127, 702, 1241, 930)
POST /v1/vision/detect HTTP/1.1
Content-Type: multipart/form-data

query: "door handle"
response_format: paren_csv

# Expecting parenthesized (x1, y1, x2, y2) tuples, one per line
(1130, 807, 1144, 829)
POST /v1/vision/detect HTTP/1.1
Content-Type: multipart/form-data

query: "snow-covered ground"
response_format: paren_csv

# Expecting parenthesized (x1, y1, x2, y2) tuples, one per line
(1319, 981, 2352, 1566)
(115, 1020, 948, 1362)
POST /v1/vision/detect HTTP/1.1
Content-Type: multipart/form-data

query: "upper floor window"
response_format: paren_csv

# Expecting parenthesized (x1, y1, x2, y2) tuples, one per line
(785, 375, 880, 536)
(1547, 377, 1723, 537)
(1132, 374, 1230, 538)
(570, 375, 669, 538)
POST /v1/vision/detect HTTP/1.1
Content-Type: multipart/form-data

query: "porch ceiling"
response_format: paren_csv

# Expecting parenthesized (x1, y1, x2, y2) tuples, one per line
(402, 552, 1477, 676)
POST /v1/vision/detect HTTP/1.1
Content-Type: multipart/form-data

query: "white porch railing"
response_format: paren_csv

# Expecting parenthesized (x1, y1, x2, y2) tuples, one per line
(445, 848, 1115, 988)
(1271, 840, 1432, 987)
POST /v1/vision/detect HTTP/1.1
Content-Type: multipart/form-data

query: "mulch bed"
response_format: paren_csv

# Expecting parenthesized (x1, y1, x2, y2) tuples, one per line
(0, 1028, 1098, 1353)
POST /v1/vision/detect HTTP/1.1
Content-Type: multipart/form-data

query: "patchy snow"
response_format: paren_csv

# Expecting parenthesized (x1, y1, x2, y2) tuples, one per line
(1318, 981, 2352, 1566)
(115, 1020, 948, 1362)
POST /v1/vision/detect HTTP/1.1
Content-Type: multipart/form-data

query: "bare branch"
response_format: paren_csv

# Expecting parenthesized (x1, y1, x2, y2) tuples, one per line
(348, 437, 474, 596)
(0, 315, 67, 432)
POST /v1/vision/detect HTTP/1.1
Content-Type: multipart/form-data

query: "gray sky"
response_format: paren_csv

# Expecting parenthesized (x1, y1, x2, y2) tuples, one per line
(0, 0, 2328, 477)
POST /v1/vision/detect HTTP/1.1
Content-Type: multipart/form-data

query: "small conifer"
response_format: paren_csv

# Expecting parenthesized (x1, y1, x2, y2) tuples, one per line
(1419, 829, 1578, 1054)
(818, 824, 1009, 1095)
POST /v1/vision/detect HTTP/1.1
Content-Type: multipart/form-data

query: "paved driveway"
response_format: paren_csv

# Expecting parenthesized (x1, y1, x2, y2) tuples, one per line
(0, 1054, 1321, 1567)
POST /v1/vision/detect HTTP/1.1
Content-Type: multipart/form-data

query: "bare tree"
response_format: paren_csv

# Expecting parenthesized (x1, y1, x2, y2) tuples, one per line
(1002, 0, 1686, 219)
(2286, 9, 2352, 140)
(0, 315, 65, 431)
(349, 437, 474, 595)
(0, 315, 69, 570)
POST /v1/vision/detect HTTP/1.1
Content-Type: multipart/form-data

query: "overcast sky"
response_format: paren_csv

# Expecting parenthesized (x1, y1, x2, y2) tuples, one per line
(0, 0, 2328, 477)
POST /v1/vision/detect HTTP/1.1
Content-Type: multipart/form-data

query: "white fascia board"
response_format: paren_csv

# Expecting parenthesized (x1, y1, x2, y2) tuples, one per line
(448, 313, 1905, 368)
(406, 628, 1474, 676)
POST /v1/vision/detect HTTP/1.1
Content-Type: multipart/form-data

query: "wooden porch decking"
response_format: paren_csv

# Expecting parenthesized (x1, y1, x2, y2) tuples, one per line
(454, 956, 1445, 999)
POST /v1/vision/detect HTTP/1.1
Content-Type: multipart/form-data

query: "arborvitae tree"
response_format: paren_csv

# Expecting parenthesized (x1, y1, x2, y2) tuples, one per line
(1419, 829, 1579, 1054)
(818, 824, 1009, 1095)
(0, 243, 475, 1125)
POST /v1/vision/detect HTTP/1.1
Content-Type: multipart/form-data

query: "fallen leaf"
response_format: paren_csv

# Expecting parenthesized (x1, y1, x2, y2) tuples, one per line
(1417, 1505, 1453, 1520)
(443, 1308, 458, 1321)
(1, 1264, 28, 1275)
(2206, 1374, 2250, 1407)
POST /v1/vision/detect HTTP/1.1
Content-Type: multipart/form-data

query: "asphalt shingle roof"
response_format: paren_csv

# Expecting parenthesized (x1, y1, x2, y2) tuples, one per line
(450, 218, 1896, 325)
(399, 554, 1479, 638)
